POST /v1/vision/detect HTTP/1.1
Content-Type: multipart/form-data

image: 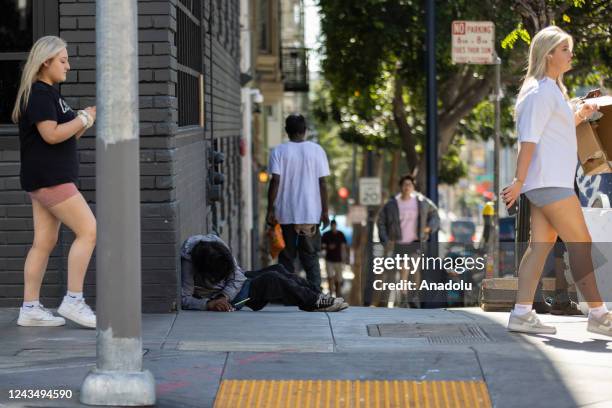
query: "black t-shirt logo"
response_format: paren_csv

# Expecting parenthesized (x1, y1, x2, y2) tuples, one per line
(59, 99, 72, 114)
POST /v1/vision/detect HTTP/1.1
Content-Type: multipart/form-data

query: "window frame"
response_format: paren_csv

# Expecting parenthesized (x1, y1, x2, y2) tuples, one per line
(176, 0, 203, 128)
(0, 0, 58, 129)
(258, 0, 272, 54)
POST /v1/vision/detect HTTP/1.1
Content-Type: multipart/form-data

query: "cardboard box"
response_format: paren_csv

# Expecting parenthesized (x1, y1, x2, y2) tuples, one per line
(577, 95, 612, 176)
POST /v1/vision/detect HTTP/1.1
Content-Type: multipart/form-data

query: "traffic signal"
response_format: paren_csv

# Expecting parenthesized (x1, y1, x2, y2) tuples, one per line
(338, 187, 349, 200)
(338, 186, 349, 214)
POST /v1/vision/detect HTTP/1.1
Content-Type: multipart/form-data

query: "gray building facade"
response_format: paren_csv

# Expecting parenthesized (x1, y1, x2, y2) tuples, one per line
(0, 0, 243, 312)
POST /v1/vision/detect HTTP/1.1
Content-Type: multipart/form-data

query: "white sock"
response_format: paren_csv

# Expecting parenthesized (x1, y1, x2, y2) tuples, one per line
(588, 304, 609, 319)
(23, 300, 40, 309)
(66, 291, 83, 303)
(512, 304, 533, 316)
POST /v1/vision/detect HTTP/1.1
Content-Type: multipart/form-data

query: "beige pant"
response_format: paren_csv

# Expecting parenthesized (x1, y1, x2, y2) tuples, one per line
(371, 241, 422, 307)
(325, 261, 343, 279)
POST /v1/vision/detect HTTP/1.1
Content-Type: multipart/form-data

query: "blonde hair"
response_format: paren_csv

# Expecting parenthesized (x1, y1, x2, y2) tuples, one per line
(518, 26, 573, 101)
(11, 36, 67, 123)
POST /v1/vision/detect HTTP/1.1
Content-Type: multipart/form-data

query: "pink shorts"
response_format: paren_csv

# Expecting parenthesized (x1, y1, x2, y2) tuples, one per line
(28, 183, 79, 208)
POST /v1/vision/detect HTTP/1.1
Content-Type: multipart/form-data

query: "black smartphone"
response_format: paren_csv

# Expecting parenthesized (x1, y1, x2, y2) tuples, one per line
(501, 185, 518, 216)
(506, 200, 518, 216)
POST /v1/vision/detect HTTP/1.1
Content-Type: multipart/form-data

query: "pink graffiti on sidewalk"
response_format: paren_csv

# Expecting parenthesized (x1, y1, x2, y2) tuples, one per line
(156, 381, 192, 394)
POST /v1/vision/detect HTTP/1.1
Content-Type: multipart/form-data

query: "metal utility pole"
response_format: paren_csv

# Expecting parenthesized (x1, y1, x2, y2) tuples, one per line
(426, 0, 438, 207)
(424, 0, 444, 308)
(493, 55, 502, 277)
(80, 0, 156, 405)
(362, 150, 375, 306)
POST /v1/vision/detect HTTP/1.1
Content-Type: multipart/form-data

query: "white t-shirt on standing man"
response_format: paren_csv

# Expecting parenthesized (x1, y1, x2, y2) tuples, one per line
(269, 141, 330, 224)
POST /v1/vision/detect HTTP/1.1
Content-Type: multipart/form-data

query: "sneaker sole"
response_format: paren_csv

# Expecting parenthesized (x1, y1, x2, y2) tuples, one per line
(57, 308, 96, 329)
(587, 325, 612, 337)
(507, 324, 556, 335)
(17, 317, 65, 327)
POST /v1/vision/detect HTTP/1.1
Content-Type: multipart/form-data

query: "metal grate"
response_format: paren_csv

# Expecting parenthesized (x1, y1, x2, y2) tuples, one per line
(177, 70, 199, 127)
(282, 47, 309, 92)
(366, 323, 491, 344)
(176, 0, 202, 127)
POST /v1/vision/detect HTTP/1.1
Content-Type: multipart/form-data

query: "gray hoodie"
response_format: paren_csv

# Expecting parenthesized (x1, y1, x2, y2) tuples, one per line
(180, 234, 247, 310)
(376, 192, 440, 244)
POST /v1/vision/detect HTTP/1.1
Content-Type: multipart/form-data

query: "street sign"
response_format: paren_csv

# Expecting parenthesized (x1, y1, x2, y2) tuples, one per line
(451, 21, 495, 64)
(359, 177, 381, 206)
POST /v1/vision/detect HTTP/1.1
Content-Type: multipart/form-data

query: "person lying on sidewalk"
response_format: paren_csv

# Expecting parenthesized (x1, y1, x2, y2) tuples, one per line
(180, 234, 348, 312)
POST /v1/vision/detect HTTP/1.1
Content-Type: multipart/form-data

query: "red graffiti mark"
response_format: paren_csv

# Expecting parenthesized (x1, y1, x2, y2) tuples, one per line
(167, 368, 197, 377)
(157, 381, 191, 394)
(166, 365, 224, 377)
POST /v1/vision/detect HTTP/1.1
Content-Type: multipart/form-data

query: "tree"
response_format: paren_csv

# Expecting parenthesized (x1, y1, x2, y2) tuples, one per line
(317, 0, 611, 186)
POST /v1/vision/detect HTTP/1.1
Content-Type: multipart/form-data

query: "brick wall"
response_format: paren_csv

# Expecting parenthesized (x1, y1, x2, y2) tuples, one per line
(0, 0, 244, 312)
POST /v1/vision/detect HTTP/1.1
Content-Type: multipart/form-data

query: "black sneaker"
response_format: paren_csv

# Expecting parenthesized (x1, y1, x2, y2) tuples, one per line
(312, 294, 344, 312)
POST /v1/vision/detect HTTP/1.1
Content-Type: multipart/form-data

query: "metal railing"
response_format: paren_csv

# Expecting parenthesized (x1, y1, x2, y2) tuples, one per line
(281, 47, 309, 92)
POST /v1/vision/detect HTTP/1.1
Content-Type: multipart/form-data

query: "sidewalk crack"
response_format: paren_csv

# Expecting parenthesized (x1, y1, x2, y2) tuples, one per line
(470, 346, 493, 404)
(325, 313, 337, 352)
(160, 312, 179, 350)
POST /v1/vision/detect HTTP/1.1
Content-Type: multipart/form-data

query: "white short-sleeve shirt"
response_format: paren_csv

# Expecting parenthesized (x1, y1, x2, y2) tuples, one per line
(515, 77, 577, 193)
(269, 140, 330, 224)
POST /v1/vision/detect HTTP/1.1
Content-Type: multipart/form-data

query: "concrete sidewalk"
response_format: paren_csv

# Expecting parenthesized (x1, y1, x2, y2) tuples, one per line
(0, 306, 611, 407)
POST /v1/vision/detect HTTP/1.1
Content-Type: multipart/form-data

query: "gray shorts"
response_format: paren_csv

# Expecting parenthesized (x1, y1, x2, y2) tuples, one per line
(524, 187, 575, 207)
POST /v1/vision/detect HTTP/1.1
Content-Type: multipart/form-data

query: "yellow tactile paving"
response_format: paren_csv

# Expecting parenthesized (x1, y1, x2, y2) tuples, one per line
(214, 379, 492, 408)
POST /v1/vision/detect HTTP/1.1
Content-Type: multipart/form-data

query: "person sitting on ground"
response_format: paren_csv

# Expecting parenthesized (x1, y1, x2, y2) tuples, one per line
(181, 234, 348, 312)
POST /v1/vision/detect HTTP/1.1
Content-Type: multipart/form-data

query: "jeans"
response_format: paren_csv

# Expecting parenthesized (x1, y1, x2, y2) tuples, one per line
(278, 224, 322, 289)
(244, 264, 320, 311)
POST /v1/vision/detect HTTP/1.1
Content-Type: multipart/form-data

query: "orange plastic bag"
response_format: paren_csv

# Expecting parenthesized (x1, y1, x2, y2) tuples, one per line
(268, 224, 285, 259)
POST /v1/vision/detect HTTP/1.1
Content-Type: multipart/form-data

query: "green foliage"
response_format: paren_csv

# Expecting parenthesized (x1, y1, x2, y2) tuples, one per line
(501, 24, 531, 49)
(311, 80, 359, 213)
(439, 142, 468, 185)
(317, 0, 612, 186)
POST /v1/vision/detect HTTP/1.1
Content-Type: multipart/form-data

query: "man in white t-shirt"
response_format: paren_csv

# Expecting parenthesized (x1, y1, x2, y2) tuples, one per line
(266, 114, 330, 289)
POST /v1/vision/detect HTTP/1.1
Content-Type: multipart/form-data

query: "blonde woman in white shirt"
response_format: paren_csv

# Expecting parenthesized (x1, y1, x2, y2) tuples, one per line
(502, 26, 611, 336)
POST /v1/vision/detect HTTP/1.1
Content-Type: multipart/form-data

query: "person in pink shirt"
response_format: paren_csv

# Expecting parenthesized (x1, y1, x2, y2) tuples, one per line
(376, 175, 440, 307)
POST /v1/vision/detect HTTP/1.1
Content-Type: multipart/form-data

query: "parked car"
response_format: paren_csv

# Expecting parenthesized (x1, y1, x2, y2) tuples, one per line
(449, 220, 476, 244)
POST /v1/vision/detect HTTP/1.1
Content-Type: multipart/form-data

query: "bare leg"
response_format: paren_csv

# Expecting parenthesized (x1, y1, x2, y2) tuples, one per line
(540, 195, 603, 308)
(48, 194, 97, 293)
(515, 203, 557, 305)
(23, 200, 61, 302)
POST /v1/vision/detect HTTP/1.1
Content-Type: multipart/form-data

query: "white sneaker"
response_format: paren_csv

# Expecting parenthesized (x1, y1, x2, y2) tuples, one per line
(58, 297, 96, 329)
(17, 304, 66, 327)
(507, 310, 556, 335)
(587, 312, 612, 337)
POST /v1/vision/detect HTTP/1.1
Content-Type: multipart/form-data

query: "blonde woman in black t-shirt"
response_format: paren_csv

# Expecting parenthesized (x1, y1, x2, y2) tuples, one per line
(12, 36, 97, 328)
